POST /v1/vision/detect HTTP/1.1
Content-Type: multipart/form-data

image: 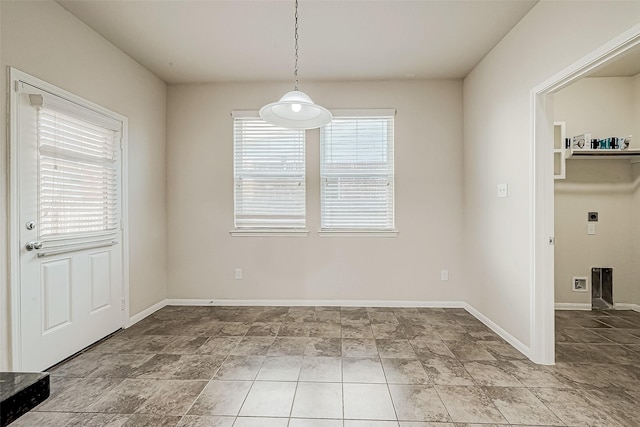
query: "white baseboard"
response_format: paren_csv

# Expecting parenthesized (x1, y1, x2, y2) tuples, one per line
(127, 299, 167, 327)
(614, 303, 640, 312)
(554, 303, 591, 310)
(463, 303, 531, 360)
(554, 302, 640, 312)
(166, 298, 467, 308)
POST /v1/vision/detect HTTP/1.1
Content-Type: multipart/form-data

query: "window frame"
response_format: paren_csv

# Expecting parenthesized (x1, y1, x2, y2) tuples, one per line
(230, 111, 309, 237)
(319, 109, 398, 237)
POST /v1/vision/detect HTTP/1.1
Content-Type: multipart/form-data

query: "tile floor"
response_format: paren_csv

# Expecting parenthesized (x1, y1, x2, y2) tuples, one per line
(13, 306, 640, 426)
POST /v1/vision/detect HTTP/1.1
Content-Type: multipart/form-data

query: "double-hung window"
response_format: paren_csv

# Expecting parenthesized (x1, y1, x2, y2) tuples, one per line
(233, 112, 306, 231)
(320, 110, 395, 232)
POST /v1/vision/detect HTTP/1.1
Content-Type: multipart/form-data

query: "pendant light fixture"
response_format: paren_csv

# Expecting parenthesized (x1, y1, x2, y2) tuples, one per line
(259, 0, 332, 129)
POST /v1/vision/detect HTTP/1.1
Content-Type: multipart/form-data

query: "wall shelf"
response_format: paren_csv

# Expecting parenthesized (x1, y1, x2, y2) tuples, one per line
(554, 122, 638, 180)
(567, 149, 640, 160)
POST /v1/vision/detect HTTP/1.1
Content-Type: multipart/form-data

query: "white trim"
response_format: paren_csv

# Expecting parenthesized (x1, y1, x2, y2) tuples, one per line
(126, 299, 167, 327)
(555, 303, 591, 310)
(613, 303, 640, 312)
(8, 68, 130, 370)
(529, 23, 640, 366)
(318, 230, 399, 238)
(463, 303, 532, 361)
(229, 229, 309, 237)
(166, 299, 466, 308)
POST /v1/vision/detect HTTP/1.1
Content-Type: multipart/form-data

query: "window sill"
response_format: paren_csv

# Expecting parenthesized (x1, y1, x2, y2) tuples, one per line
(229, 229, 309, 237)
(317, 230, 399, 238)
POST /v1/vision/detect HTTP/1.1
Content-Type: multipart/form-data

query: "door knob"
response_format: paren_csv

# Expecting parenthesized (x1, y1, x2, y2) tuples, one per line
(25, 241, 43, 251)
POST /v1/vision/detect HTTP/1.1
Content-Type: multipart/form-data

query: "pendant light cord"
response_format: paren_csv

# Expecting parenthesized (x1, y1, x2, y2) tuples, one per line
(294, 0, 299, 91)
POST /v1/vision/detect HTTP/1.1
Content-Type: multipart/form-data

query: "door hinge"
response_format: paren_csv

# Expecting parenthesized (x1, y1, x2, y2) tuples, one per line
(121, 298, 125, 311)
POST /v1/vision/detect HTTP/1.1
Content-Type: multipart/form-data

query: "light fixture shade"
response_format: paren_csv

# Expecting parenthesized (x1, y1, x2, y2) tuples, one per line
(259, 90, 332, 129)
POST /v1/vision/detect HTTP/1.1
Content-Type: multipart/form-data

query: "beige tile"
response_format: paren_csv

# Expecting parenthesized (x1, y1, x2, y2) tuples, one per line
(484, 387, 563, 425)
(231, 337, 275, 356)
(289, 419, 343, 427)
(187, 380, 252, 416)
(136, 380, 207, 416)
(196, 337, 241, 355)
(388, 385, 450, 422)
(268, 337, 309, 356)
(38, 377, 123, 412)
(434, 386, 506, 424)
(372, 324, 406, 339)
(305, 338, 342, 357)
(343, 357, 386, 383)
(233, 417, 289, 427)
(376, 339, 417, 359)
(421, 357, 474, 386)
(343, 383, 396, 420)
(291, 382, 343, 419)
(382, 359, 431, 385)
(442, 341, 495, 361)
(345, 421, 399, 427)
(176, 415, 235, 427)
(213, 356, 264, 380)
(463, 361, 523, 387)
(398, 422, 456, 427)
(238, 381, 297, 417)
(299, 357, 342, 382)
(87, 379, 161, 414)
(256, 356, 303, 381)
(342, 338, 379, 357)
(119, 414, 182, 426)
(531, 387, 626, 426)
(410, 339, 455, 360)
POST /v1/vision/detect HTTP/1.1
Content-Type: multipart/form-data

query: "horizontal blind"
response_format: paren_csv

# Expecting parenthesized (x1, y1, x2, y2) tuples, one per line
(234, 117, 305, 229)
(37, 106, 120, 244)
(321, 114, 394, 230)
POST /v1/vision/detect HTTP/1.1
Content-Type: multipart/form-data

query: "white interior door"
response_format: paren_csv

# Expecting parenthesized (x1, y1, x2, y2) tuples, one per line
(16, 81, 124, 371)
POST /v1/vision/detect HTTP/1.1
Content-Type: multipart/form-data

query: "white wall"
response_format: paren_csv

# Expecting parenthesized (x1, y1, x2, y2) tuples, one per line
(463, 1, 640, 348)
(554, 78, 636, 305)
(0, 1, 168, 369)
(167, 81, 465, 303)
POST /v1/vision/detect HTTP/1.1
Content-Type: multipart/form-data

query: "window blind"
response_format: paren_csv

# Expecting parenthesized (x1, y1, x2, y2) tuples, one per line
(233, 116, 305, 229)
(320, 113, 395, 230)
(37, 105, 120, 245)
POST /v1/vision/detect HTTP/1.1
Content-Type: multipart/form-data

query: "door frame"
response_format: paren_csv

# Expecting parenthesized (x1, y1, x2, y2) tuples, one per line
(529, 24, 640, 364)
(8, 68, 130, 370)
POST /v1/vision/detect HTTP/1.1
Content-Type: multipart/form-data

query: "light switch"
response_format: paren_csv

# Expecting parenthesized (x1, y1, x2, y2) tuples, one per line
(497, 184, 508, 198)
(587, 223, 596, 235)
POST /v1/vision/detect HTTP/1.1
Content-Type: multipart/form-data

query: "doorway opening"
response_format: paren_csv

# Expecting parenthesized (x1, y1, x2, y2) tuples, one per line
(531, 23, 640, 365)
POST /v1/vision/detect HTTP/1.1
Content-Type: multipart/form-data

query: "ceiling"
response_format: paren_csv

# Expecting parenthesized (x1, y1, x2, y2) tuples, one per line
(57, 0, 538, 84)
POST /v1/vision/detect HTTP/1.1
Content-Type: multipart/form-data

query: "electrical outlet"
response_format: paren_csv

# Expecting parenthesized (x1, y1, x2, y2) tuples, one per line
(235, 268, 242, 280)
(497, 184, 508, 198)
(440, 270, 449, 281)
